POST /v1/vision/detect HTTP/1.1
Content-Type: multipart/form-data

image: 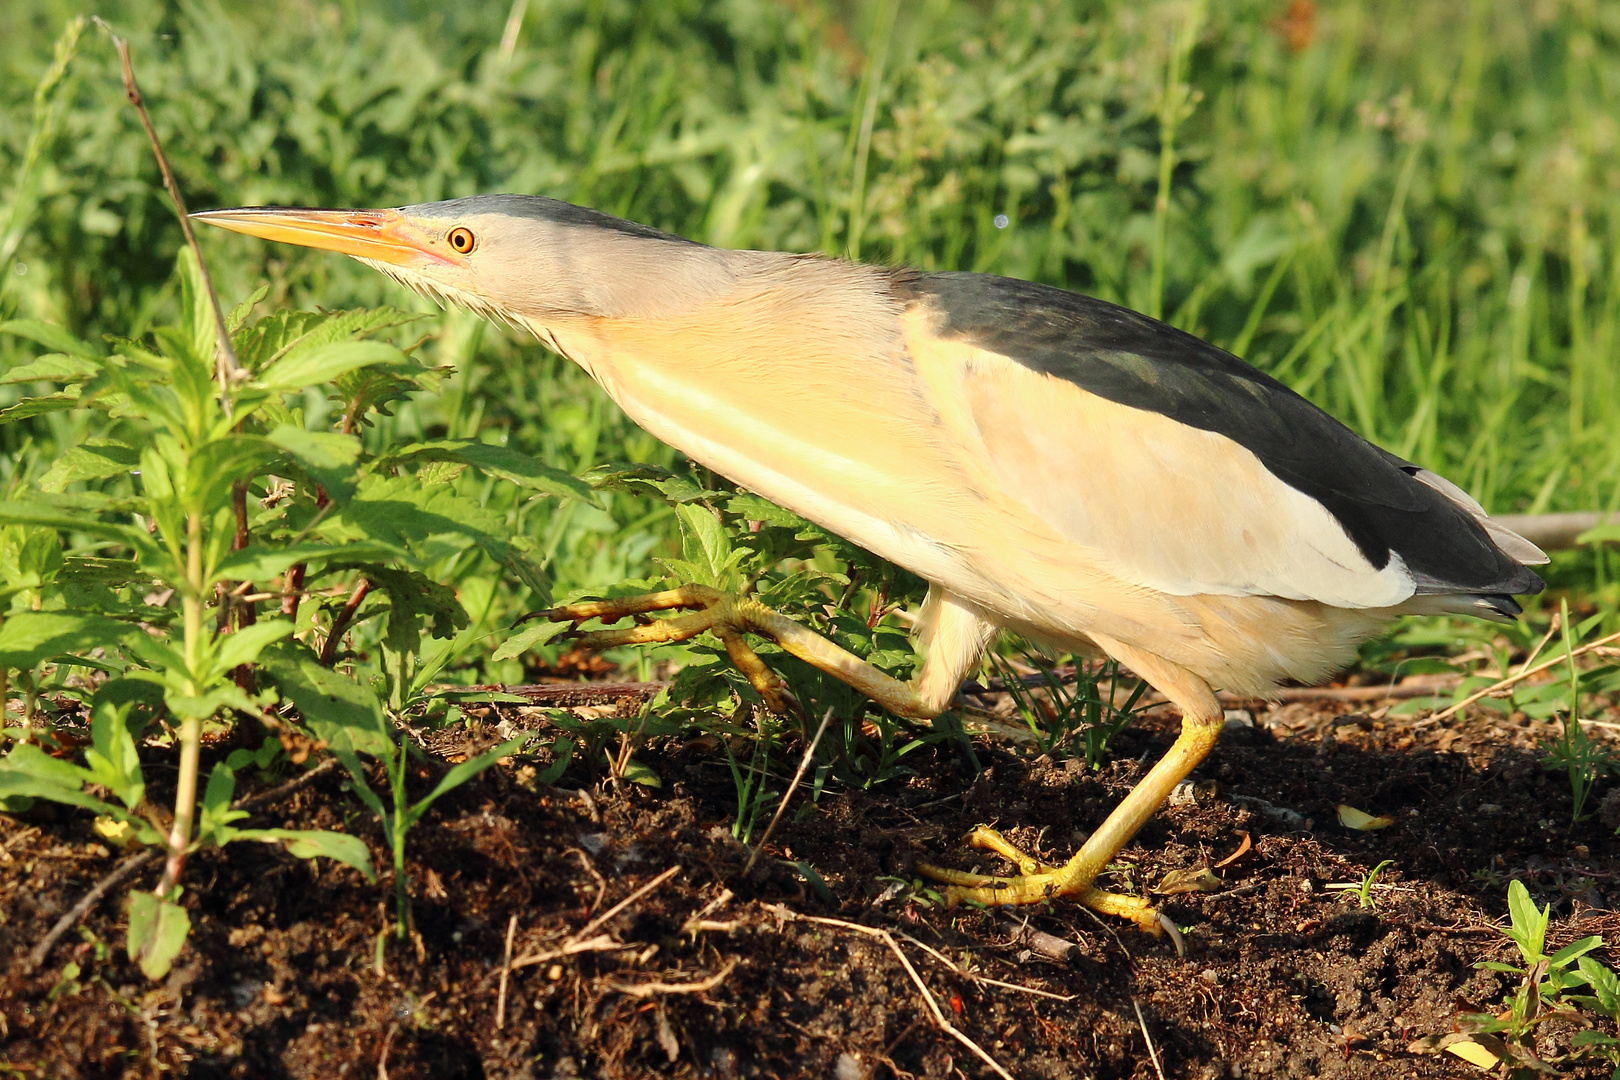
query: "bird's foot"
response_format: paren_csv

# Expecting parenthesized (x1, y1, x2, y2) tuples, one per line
(917, 825, 1161, 933)
(532, 585, 795, 713)
(529, 584, 936, 722)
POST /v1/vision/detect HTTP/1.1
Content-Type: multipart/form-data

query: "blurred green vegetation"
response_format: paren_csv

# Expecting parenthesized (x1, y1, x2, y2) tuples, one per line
(2, 0, 1618, 676)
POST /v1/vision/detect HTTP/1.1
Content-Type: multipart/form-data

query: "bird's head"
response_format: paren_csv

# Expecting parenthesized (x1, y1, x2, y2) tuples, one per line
(194, 195, 730, 325)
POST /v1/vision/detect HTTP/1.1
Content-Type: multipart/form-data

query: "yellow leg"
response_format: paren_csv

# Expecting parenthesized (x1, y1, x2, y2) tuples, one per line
(917, 634, 1225, 933)
(536, 584, 936, 719)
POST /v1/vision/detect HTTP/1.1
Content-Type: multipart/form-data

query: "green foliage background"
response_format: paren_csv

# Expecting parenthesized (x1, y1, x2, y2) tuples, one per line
(3, 0, 1619, 672)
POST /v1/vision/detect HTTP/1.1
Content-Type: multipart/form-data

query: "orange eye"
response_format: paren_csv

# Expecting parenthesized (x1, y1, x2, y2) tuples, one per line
(447, 227, 476, 254)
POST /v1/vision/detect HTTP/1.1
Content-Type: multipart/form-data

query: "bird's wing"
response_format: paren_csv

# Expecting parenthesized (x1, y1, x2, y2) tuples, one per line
(895, 271, 1544, 611)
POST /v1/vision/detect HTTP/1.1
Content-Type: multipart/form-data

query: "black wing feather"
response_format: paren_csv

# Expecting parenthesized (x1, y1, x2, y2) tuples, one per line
(897, 271, 1542, 602)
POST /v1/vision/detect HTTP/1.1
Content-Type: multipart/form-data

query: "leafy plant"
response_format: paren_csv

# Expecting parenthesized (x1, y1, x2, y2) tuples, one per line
(1568, 955, 1620, 1075)
(0, 237, 586, 974)
(1542, 600, 1618, 824)
(1464, 880, 1606, 1068)
(267, 649, 524, 941)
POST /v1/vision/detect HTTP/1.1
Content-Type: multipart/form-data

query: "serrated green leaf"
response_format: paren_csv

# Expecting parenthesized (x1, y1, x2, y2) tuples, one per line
(261, 649, 393, 758)
(234, 307, 422, 373)
(226, 285, 270, 333)
(724, 492, 806, 527)
(266, 426, 361, 470)
(490, 619, 568, 662)
(38, 440, 139, 493)
(0, 390, 82, 423)
(0, 353, 100, 385)
(673, 502, 744, 588)
(126, 892, 190, 981)
(584, 462, 709, 503)
(258, 341, 405, 392)
(0, 319, 102, 358)
(1577, 956, 1620, 1012)
(385, 440, 596, 503)
(0, 611, 132, 668)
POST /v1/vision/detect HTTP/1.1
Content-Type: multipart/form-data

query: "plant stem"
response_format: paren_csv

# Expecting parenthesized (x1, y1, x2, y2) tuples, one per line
(320, 577, 371, 665)
(230, 481, 256, 692)
(98, 22, 243, 396)
(392, 747, 410, 939)
(157, 511, 206, 896)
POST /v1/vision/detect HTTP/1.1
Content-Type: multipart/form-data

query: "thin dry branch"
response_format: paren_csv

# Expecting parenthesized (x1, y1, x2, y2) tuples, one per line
(1133, 998, 1167, 1080)
(743, 707, 833, 875)
(603, 960, 737, 999)
(508, 933, 630, 970)
(495, 913, 518, 1030)
(767, 905, 1015, 1080)
(1415, 628, 1620, 728)
(93, 19, 243, 393)
(896, 931, 1076, 1002)
(570, 865, 679, 942)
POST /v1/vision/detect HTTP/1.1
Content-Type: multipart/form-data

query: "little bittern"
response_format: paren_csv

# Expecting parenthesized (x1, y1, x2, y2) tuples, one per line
(197, 196, 1545, 931)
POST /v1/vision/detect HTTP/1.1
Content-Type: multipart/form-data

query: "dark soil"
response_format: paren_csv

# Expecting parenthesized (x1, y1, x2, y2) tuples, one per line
(3, 695, 1619, 1079)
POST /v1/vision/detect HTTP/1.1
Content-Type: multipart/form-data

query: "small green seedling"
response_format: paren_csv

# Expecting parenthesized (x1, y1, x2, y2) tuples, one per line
(1541, 600, 1617, 825)
(1355, 860, 1394, 911)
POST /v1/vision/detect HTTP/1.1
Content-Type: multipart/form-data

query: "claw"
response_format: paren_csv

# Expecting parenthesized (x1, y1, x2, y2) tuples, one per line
(917, 825, 1161, 932)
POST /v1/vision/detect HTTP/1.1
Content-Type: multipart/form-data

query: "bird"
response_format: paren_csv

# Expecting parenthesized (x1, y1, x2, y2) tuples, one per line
(196, 195, 1546, 931)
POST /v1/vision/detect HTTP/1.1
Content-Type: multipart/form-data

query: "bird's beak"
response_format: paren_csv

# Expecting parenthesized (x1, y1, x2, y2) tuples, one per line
(191, 206, 448, 267)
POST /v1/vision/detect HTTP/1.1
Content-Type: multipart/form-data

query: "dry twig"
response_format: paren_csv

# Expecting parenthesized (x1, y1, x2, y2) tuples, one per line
(509, 933, 631, 970)
(496, 913, 518, 1030)
(743, 707, 833, 874)
(571, 865, 679, 942)
(604, 960, 737, 998)
(1415, 628, 1620, 728)
(93, 19, 243, 393)
(767, 905, 1015, 1080)
(896, 931, 1076, 1001)
(1134, 998, 1166, 1080)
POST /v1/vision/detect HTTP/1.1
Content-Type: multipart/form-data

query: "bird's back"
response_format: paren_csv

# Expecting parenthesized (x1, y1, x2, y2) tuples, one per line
(889, 270, 1546, 614)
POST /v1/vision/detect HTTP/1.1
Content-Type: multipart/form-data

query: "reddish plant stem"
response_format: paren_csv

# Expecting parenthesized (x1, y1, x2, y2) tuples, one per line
(231, 480, 257, 693)
(281, 485, 332, 619)
(320, 577, 371, 666)
(281, 564, 305, 617)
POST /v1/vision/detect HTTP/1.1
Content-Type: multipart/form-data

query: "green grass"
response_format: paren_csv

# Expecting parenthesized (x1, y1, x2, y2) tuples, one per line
(2, 0, 1618, 675)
